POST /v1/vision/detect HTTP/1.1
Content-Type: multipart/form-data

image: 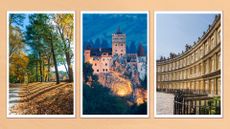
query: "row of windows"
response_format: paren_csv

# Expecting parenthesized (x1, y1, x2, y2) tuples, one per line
(157, 78, 221, 95)
(158, 27, 221, 73)
(114, 49, 124, 52)
(112, 38, 126, 43)
(157, 53, 221, 82)
(94, 63, 108, 66)
(94, 69, 108, 73)
(114, 43, 125, 46)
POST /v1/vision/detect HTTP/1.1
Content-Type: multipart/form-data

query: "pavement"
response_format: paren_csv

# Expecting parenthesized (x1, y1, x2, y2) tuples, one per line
(156, 92, 175, 115)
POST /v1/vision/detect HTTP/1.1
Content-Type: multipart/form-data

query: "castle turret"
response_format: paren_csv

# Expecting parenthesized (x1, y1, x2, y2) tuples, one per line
(112, 27, 126, 56)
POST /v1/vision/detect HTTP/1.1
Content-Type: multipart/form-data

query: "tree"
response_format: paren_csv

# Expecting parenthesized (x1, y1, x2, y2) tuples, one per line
(9, 51, 29, 83)
(101, 39, 108, 48)
(83, 62, 98, 83)
(83, 83, 129, 114)
(26, 14, 60, 84)
(129, 41, 136, 53)
(9, 14, 25, 59)
(9, 14, 28, 83)
(9, 14, 25, 27)
(94, 38, 101, 48)
(9, 26, 25, 59)
(54, 14, 74, 82)
(137, 43, 145, 56)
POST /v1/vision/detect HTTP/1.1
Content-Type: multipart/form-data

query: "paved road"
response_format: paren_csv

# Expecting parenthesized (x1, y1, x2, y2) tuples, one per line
(156, 92, 175, 115)
(9, 87, 21, 115)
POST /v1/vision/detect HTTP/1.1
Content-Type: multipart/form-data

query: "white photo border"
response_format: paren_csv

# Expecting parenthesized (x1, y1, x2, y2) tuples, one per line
(154, 11, 223, 118)
(7, 11, 76, 118)
(80, 11, 150, 118)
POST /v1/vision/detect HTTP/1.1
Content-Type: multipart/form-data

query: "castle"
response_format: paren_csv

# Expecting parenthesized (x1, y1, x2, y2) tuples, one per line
(84, 27, 147, 80)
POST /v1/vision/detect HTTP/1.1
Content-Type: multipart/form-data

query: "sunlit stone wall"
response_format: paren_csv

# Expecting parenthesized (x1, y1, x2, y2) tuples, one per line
(157, 15, 221, 96)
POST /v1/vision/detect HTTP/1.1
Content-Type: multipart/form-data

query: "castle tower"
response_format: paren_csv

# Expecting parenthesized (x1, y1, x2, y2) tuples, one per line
(112, 27, 126, 56)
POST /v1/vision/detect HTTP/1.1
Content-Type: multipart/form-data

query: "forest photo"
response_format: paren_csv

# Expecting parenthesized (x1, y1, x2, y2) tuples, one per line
(82, 12, 148, 117)
(7, 12, 75, 117)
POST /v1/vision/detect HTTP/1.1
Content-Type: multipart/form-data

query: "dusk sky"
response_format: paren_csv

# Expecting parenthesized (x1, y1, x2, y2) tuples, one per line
(83, 13, 147, 49)
(156, 13, 218, 59)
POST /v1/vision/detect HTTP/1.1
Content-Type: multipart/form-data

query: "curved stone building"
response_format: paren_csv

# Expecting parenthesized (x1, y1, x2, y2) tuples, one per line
(156, 15, 221, 96)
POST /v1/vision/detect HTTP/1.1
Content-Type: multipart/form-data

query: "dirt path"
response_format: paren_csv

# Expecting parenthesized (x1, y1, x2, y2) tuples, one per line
(8, 82, 73, 115)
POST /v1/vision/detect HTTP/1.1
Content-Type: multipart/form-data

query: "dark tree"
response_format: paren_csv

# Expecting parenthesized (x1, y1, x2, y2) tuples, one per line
(101, 39, 109, 48)
(129, 41, 136, 53)
(137, 43, 145, 56)
(94, 38, 101, 48)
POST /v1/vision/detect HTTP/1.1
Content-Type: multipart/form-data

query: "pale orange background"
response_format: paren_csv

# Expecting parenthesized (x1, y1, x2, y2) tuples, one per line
(0, 0, 229, 129)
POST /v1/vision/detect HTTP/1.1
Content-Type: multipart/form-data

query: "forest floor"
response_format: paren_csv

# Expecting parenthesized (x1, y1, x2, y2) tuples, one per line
(9, 82, 73, 115)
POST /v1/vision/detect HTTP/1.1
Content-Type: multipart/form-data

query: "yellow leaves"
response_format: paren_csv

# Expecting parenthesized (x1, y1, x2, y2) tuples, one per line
(9, 26, 24, 58)
(55, 14, 74, 42)
(10, 51, 29, 78)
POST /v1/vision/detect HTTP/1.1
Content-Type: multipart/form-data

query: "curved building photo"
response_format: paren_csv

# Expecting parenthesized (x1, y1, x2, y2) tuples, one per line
(155, 12, 222, 117)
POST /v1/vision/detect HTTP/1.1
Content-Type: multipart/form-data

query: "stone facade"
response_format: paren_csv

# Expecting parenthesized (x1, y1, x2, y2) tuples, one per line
(112, 27, 126, 56)
(157, 15, 221, 96)
(84, 27, 127, 74)
(84, 28, 147, 81)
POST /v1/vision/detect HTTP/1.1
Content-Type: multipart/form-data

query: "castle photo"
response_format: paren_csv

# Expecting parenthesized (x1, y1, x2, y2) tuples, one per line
(82, 13, 148, 116)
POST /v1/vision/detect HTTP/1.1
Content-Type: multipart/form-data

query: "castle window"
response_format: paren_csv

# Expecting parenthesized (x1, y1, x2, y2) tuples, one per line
(115, 43, 118, 46)
(97, 69, 99, 72)
(94, 63, 97, 66)
(103, 69, 105, 72)
(121, 44, 123, 46)
(105, 63, 107, 66)
(106, 69, 108, 71)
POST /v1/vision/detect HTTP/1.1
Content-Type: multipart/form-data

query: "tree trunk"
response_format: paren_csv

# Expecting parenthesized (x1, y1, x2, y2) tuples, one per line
(57, 27, 73, 82)
(65, 51, 73, 82)
(42, 59, 45, 81)
(50, 34, 60, 84)
(47, 56, 50, 81)
(63, 62, 69, 76)
(39, 53, 43, 82)
(36, 59, 38, 82)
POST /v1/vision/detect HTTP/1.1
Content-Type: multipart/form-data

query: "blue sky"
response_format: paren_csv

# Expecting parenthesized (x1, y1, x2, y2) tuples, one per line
(156, 13, 218, 59)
